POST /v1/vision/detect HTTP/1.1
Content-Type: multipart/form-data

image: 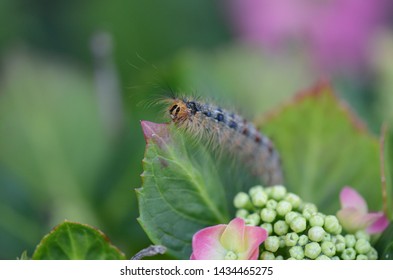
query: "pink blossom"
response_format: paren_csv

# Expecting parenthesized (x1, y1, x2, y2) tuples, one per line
(229, 0, 389, 72)
(190, 218, 267, 260)
(337, 186, 389, 234)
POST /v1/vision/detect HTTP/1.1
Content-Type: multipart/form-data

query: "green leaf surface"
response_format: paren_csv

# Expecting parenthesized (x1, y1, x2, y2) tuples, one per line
(260, 84, 382, 213)
(383, 128, 393, 219)
(32, 221, 126, 260)
(137, 121, 229, 259)
(0, 51, 112, 225)
(375, 223, 393, 259)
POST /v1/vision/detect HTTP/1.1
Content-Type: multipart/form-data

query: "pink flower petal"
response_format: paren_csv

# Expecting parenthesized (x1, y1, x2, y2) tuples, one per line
(237, 248, 258, 260)
(220, 218, 267, 259)
(220, 218, 246, 252)
(191, 218, 267, 260)
(340, 187, 368, 213)
(337, 208, 370, 233)
(246, 225, 268, 249)
(247, 248, 259, 260)
(366, 212, 389, 234)
(191, 224, 228, 260)
(337, 186, 390, 234)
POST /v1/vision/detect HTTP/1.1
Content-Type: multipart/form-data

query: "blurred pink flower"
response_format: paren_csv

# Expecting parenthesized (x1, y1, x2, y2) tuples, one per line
(337, 187, 389, 234)
(229, 0, 388, 72)
(190, 217, 267, 260)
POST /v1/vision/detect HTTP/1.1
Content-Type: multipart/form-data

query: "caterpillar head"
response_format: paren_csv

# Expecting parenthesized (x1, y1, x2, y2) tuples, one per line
(168, 99, 197, 124)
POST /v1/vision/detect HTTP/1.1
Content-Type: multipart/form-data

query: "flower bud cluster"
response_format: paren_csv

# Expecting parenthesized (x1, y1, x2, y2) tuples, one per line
(234, 185, 378, 260)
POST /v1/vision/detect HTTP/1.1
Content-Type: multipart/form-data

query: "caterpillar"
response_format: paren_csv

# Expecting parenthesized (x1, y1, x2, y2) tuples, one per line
(164, 96, 283, 186)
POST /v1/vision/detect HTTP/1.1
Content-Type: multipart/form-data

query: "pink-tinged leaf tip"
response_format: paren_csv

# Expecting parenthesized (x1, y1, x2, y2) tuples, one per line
(140, 121, 170, 147)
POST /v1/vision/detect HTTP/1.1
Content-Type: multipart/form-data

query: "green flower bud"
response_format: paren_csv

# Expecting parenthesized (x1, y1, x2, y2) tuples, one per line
(309, 213, 325, 227)
(249, 185, 264, 197)
(279, 236, 286, 248)
(224, 251, 238, 260)
(332, 234, 344, 243)
(324, 215, 342, 234)
(356, 254, 368, 260)
(303, 203, 318, 213)
(302, 203, 318, 220)
(367, 248, 378, 260)
(266, 199, 278, 209)
(274, 220, 289, 236)
(322, 232, 332, 242)
(276, 201, 293, 216)
(331, 256, 340, 260)
(275, 255, 284, 260)
(251, 191, 268, 207)
(303, 209, 315, 220)
(305, 242, 321, 259)
(316, 255, 330, 260)
(261, 208, 277, 223)
(333, 235, 346, 253)
(287, 257, 297, 260)
(298, 235, 309, 246)
(260, 223, 273, 235)
(285, 211, 299, 224)
(355, 230, 370, 242)
(289, 246, 305, 260)
(341, 248, 356, 260)
(321, 241, 336, 257)
(260, 251, 275, 260)
(285, 232, 299, 247)
(264, 236, 280, 252)
(245, 213, 260, 226)
(264, 186, 273, 196)
(345, 234, 356, 248)
(236, 209, 249, 219)
(308, 226, 325, 242)
(270, 185, 287, 200)
(355, 239, 371, 255)
(234, 192, 252, 209)
(290, 216, 307, 233)
(284, 193, 302, 209)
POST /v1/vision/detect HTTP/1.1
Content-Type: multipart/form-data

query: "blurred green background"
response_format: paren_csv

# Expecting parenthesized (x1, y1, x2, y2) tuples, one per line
(0, 0, 393, 259)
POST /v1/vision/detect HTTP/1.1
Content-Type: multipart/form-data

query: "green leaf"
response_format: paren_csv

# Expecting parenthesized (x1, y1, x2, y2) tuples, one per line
(374, 33, 393, 127)
(0, 51, 112, 225)
(32, 221, 126, 260)
(383, 128, 393, 219)
(260, 84, 382, 213)
(137, 121, 229, 259)
(375, 223, 393, 259)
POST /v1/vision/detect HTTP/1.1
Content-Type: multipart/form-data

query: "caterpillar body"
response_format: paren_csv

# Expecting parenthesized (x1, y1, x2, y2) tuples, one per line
(165, 97, 283, 185)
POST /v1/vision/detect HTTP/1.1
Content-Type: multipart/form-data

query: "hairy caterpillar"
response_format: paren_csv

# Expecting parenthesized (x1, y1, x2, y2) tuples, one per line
(164, 96, 283, 185)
